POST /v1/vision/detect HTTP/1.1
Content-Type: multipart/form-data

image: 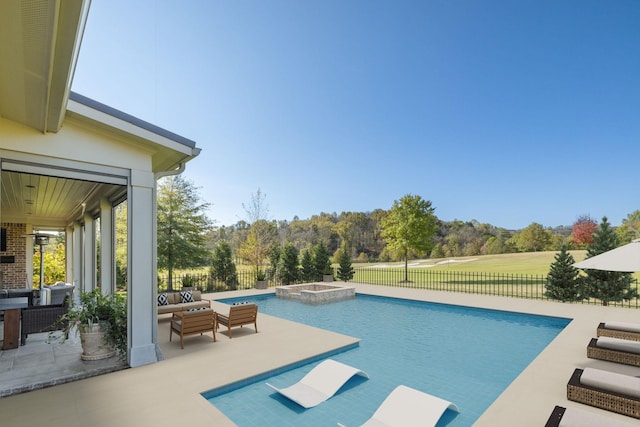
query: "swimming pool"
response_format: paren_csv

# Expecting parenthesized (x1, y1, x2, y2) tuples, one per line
(204, 294, 570, 426)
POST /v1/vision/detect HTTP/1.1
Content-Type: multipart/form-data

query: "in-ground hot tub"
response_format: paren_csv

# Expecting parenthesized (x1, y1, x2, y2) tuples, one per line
(275, 283, 355, 304)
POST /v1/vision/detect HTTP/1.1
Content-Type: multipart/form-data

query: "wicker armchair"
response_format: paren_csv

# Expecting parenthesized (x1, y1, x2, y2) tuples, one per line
(20, 296, 70, 345)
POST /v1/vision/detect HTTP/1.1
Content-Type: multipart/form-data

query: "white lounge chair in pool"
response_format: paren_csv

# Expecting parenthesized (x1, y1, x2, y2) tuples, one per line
(266, 359, 369, 408)
(338, 384, 459, 427)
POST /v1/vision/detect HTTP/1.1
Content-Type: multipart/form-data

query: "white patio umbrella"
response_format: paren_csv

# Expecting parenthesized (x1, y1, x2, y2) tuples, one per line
(572, 239, 640, 272)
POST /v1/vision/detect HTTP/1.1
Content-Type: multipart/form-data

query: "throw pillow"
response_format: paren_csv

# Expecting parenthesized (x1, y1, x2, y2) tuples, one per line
(180, 290, 194, 303)
(158, 293, 168, 306)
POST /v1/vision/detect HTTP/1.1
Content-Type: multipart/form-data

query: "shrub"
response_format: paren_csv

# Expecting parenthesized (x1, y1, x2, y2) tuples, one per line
(545, 245, 582, 301)
(337, 248, 355, 282)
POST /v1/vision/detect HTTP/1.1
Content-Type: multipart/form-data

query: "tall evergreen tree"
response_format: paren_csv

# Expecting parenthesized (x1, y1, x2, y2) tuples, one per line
(545, 245, 582, 301)
(337, 247, 355, 282)
(268, 244, 281, 279)
(157, 175, 212, 290)
(583, 217, 637, 305)
(210, 240, 238, 290)
(276, 242, 299, 285)
(300, 249, 317, 282)
(313, 241, 332, 280)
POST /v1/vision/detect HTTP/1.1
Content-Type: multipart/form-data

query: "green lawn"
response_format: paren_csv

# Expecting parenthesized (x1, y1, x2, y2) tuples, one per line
(168, 250, 638, 286)
(354, 251, 587, 275)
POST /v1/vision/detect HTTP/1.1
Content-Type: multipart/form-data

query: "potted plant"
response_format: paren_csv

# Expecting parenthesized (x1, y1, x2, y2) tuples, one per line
(53, 289, 127, 361)
(322, 265, 334, 282)
(255, 269, 268, 289)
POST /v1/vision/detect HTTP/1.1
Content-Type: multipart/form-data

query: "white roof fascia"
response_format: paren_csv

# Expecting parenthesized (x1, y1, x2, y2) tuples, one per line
(66, 92, 200, 157)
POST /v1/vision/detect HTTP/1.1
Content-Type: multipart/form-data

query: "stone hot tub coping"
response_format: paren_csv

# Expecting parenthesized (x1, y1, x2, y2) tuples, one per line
(275, 283, 356, 304)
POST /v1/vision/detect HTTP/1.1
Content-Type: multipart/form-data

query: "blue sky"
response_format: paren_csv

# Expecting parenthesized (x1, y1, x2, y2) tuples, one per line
(71, 1, 639, 230)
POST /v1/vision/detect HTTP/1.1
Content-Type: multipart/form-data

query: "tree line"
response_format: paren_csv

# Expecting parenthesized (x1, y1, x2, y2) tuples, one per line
(33, 175, 639, 293)
(151, 176, 640, 290)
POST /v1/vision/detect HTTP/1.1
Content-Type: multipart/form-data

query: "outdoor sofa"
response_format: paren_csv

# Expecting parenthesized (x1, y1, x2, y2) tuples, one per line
(157, 290, 210, 315)
(587, 336, 640, 367)
(567, 368, 640, 419)
(598, 321, 640, 342)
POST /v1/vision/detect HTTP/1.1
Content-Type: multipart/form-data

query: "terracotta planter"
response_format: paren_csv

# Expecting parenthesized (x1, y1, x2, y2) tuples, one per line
(79, 324, 116, 361)
(255, 280, 268, 289)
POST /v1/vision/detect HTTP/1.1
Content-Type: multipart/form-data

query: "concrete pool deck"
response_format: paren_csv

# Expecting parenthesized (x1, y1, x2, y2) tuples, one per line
(0, 284, 638, 426)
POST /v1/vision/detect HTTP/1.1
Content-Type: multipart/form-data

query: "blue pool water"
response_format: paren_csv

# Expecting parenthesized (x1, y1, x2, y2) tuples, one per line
(204, 294, 570, 426)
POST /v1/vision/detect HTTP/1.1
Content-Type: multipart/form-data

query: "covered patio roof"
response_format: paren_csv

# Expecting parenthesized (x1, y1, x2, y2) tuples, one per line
(1, 0, 202, 369)
(0, 0, 200, 230)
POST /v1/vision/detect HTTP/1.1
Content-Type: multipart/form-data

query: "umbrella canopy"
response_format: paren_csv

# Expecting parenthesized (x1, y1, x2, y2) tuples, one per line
(573, 239, 640, 272)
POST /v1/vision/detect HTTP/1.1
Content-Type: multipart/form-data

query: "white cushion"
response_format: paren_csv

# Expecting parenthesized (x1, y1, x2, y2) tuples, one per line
(580, 368, 640, 399)
(596, 336, 640, 354)
(604, 321, 640, 334)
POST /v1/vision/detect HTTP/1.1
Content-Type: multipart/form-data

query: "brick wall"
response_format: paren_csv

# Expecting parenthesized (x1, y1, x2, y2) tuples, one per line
(0, 223, 28, 289)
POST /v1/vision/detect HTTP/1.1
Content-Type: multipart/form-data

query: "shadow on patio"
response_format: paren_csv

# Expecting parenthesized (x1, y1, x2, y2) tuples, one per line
(0, 327, 127, 398)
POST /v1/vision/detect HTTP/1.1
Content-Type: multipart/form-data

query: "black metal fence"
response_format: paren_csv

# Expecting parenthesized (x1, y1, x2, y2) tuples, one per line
(158, 267, 640, 308)
(157, 270, 259, 293)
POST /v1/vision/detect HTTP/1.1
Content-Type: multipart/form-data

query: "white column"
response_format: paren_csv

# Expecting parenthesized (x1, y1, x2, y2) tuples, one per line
(127, 169, 158, 367)
(72, 221, 82, 296)
(65, 225, 73, 284)
(100, 198, 115, 295)
(83, 213, 96, 292)
(25, 225, 34, 288)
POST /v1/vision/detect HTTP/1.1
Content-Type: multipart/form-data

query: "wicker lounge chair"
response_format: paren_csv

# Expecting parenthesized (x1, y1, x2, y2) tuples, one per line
(598, 321, 640, 342)
(545, 405, 636, 427)
(587, 337, 640, 367)
(20, 296, 70, 345)
(567, 368, 640, 419)
(338, 384, 459, 427)
(267, 359, 368, 408)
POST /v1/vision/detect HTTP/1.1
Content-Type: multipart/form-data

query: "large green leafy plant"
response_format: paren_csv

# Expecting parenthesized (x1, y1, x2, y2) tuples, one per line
(54, 289, 127, 358)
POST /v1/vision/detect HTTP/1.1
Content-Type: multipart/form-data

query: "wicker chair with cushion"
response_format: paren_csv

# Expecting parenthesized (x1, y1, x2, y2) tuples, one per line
(567, 368, 640, 419)
(598, 321, 640, 342)
(20, 296, 70, 345)
(587, 337, 640, 367)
